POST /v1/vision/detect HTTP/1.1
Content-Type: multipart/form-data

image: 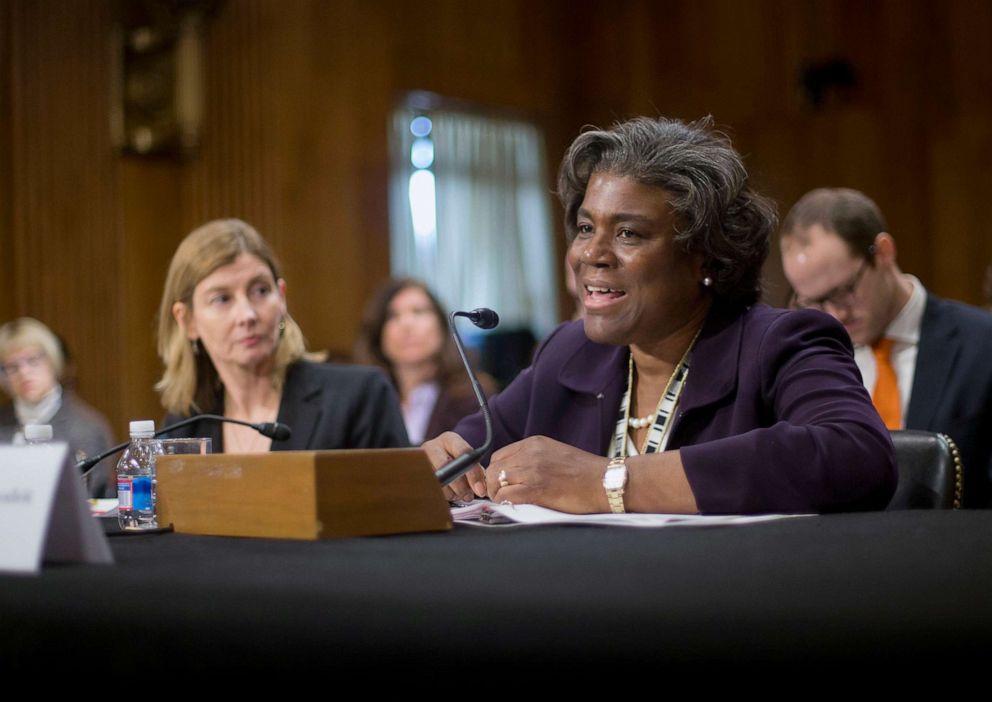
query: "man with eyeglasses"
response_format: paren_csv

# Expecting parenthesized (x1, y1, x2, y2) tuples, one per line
(780, 187, 992, 507)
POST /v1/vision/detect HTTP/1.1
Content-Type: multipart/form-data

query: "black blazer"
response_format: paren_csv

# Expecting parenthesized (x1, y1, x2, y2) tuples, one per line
(164, 360, 409, 451)
(0, 390, 116, 497)
(905, 293, 992, 507)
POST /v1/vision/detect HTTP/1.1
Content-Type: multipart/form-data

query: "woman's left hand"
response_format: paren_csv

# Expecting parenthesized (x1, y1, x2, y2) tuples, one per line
(486, 436, 610, 513)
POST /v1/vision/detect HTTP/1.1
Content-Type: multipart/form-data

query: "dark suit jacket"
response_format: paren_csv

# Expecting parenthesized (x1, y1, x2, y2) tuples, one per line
(422, 375, 498, 443)
(453, 304, 897, 514)
(424, 386, 479, 444)
(164, 360, 409, 451)
(0, 390, 115, 497)
(905, 293, 992, 507)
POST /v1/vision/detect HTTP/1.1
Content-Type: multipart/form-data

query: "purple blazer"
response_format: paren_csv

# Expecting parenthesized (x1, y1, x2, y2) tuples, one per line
(453, 304, 897, 514)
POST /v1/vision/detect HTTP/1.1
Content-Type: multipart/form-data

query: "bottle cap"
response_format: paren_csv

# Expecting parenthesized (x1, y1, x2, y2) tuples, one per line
(24, 424, 53, 442)
(129, 419, 156, 438)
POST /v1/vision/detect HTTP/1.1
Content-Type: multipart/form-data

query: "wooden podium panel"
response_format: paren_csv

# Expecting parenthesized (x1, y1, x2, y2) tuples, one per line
(156, 449, 452, 539)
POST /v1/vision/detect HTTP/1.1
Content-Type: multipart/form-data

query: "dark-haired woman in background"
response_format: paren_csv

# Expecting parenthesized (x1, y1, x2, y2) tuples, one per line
(426, 116, 897, 514)
(355, 279, 494, 446)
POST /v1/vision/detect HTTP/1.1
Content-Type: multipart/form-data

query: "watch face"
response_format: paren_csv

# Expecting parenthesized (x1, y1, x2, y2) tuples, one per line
(604, 466, 627, 490)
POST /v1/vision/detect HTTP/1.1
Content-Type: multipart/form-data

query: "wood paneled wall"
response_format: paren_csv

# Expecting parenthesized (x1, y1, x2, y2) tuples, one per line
(2, 0, 129, 424)
(2, 0, 990, 434)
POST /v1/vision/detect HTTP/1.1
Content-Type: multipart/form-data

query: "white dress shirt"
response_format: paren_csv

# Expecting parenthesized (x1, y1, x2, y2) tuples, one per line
(853, 275, 926, 428)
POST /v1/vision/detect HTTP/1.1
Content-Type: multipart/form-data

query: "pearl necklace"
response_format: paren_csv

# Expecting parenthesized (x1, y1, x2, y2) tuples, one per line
(621, 326, 703, 453)
(627, 413, 656, 429)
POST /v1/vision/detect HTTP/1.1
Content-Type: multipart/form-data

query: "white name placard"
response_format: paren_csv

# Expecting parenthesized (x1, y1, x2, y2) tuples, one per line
(0, 443, 113, 574)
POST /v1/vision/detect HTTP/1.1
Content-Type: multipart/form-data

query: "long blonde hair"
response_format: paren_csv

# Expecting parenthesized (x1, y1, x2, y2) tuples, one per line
(156, 219, 309, 415)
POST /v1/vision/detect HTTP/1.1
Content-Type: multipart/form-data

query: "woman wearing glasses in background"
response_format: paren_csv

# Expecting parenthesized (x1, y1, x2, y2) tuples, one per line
(0, 317, 115, 496)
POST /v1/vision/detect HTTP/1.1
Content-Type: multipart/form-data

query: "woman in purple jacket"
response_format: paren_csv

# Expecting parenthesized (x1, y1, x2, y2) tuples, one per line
(425, 116, 897, 514)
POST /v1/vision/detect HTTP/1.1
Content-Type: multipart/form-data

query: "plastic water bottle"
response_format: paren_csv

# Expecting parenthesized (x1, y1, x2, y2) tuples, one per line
(116, 420, 162, 530)
(23, 424, 53, 444)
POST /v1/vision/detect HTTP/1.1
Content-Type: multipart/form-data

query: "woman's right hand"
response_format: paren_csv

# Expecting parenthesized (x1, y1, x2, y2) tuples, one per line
(422, 431, 487, 502)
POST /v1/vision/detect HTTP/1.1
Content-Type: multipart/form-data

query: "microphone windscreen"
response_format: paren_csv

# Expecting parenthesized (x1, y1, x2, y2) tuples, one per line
(469, 308, 500, 330)
(256, 422, 292, 441)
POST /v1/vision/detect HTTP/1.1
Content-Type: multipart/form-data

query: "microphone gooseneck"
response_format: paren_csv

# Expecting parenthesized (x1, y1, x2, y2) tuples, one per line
(75, 414, 293, 480)
(163, 414, 293, 442)
(435, 308, 499, 487)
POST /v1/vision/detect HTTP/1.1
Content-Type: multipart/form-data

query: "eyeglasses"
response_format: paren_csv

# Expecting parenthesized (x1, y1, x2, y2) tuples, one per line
(791, 259, 871, 312)
(0, 353, 47, 377)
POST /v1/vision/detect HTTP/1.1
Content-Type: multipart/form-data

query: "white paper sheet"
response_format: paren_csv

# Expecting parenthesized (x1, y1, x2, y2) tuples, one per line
(451, 499, 812, 527)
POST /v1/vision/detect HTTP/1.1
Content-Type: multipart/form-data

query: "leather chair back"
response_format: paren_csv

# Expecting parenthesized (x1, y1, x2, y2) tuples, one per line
(887, 430, 962, 510)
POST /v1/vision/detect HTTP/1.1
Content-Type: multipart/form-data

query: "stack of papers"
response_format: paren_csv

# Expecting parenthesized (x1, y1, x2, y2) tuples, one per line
(450, 500, 812, 528)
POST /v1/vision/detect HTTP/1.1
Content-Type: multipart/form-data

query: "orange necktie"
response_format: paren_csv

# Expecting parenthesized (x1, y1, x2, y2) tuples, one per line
(871, 337, 901, 430)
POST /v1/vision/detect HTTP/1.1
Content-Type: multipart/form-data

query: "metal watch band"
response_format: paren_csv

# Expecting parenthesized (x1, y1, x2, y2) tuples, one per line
(604, 457, 627, 514)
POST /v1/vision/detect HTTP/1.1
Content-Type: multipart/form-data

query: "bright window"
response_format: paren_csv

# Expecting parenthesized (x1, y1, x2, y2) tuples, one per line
(389, 101, 559, 338)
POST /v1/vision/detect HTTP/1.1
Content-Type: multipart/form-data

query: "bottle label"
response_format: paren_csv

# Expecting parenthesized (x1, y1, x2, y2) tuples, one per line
(132, 476, 153, 512)
(117, 479, 132, 509)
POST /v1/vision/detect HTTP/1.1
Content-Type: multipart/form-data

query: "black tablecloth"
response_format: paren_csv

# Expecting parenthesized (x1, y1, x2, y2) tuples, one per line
(3, 511, 991, 676)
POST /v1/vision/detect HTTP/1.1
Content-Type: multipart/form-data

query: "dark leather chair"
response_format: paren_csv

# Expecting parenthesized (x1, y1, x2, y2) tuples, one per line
(887, 430, 962, 510)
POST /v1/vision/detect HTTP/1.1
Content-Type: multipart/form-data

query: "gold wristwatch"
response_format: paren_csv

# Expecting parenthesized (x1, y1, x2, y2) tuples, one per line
(603, 457, 628, 513)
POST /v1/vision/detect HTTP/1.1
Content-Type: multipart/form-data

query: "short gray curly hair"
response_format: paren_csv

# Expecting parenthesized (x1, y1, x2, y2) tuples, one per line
(557, 116, 776, 306)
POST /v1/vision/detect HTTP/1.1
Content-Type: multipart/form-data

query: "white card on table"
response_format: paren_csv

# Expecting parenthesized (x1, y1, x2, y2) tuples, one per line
(0, 443, 113, 574)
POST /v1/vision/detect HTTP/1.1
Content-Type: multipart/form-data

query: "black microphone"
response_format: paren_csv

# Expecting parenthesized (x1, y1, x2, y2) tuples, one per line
(254, 422, 292, 441)
(457, 308, 499, 330)
(76, 414, 293, 480)
(435, 308, 499, 487)
(158, 414, 292, 442)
